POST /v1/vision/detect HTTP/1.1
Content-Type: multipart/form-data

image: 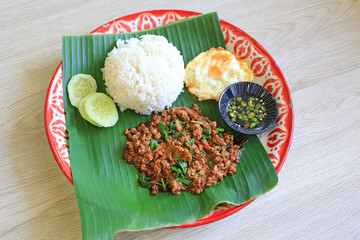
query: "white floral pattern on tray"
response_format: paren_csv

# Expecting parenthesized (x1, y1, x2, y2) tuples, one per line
(222, 26, 291, 167)
(45, 10, 293, 228)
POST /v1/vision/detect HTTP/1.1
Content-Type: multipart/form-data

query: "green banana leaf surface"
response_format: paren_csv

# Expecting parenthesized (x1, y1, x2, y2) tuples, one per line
(62, 12, 278, 240)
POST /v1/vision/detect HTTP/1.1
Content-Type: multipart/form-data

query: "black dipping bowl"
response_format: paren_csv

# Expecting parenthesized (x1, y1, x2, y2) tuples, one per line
(219, 82, 279, 135)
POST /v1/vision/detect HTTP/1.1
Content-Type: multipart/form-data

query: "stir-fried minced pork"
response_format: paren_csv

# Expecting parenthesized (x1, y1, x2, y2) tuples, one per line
(123, 104, 247, 195)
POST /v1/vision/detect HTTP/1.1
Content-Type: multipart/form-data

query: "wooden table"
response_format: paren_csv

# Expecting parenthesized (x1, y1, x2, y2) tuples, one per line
(1, 0, 359, 239)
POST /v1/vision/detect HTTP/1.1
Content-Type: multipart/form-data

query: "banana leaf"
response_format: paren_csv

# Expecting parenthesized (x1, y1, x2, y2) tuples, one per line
(62, 12, 278, 240)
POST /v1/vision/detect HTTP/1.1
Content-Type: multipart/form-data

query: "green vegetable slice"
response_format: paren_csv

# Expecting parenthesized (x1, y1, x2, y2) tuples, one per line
(78, 92, 118, 127)
(67, 73, 97, 107)
(62, 12, 278, 239)
(78, 96, 102, 127)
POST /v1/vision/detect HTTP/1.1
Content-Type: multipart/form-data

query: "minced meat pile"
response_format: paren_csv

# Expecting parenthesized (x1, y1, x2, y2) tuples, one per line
(123, 104, 247, 195)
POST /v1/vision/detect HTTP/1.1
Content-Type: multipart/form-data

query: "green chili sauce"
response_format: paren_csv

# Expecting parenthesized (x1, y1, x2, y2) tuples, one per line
(227, 96, 267, 129)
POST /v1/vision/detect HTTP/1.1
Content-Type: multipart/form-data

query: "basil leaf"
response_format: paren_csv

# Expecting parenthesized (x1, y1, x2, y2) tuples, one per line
(201, 126, 211, 140)
(218, 132, 224, 138)
(179, 119, 186, 127)
(179, 161, 188, 175)
(174, 177, 192, 185)
(170, 119, 177, 132)
(201, 135, 210, 140)
(175, 156, 182, 163)
(209, 158, 215, 168)
(139, 172, 153, 187)
(172, 156, 188, 177)
(158, 121, 169, 140)
(186, 139, 195, 146)
(172, 166, 182, 176)
(150, 139, 159, 150)
(204, 126, 211, 135)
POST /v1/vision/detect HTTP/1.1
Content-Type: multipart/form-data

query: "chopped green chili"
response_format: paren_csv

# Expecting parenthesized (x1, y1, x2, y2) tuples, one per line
(227, 95, 267, 129)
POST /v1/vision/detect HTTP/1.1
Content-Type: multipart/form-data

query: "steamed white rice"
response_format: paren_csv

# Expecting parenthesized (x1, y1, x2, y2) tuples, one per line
(101, 34, 185, 115)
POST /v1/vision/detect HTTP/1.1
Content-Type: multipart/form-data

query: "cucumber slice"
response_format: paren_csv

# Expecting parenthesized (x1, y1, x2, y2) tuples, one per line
(67, 73, 97, 107)
(79, 92, 119, 127)
(78, 96, 102, 127)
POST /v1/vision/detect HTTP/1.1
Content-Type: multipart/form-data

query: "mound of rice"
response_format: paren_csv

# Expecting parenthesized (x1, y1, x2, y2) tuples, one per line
(101, 34, 185, 115)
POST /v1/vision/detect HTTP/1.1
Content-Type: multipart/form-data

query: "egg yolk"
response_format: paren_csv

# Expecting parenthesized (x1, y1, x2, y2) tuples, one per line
(208, 51, 232, 78)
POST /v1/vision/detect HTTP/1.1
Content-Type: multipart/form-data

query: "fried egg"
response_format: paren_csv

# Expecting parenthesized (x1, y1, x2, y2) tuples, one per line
(184, 47, 253, 101)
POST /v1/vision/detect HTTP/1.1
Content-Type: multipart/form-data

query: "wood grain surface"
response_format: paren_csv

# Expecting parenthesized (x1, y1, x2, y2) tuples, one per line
(1, 0, 359, 239)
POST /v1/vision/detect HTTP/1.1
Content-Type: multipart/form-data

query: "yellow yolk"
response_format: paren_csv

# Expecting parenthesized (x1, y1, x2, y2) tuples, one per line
(208, 51, 232, 78)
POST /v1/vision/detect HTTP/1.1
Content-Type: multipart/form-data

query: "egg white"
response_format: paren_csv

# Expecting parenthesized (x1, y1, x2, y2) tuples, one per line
(184, 47, 253, 101)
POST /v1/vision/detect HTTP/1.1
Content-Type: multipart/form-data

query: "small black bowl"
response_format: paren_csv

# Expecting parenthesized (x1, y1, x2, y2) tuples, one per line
(219, 82, 279, 135)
